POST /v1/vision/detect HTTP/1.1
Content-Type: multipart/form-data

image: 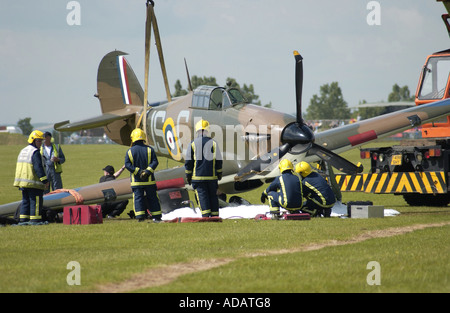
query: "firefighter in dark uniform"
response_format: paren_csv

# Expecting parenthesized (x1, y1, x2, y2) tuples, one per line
(13, 130, 49, 225)
(261, 159, 303, 219)
(185, 120, 223, 217)
(125, 128, 161, 222)
(295, 161, 336, 217)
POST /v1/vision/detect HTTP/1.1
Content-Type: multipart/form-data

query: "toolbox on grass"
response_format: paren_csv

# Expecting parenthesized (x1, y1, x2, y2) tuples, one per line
(347, 201, 384, 218)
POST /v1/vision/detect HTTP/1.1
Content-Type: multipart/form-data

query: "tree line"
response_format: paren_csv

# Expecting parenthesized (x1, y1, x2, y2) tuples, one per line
(16, 78, 413, 136)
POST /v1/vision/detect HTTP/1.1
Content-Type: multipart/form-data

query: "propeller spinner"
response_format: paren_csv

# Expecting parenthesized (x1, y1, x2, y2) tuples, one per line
(235, 51, 363, 182)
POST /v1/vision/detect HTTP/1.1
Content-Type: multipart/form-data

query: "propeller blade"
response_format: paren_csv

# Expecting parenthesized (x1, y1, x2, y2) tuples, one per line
(294, 50, 304, 124)
(308, 143, 363, 174)
(234, 143, 291, 182)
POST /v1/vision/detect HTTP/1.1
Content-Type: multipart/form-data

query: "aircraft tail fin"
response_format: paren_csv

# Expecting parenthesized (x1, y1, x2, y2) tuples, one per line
(55, 51, 149, 145)
(97, 50, 144, 113)
(94, 51, 145, 145)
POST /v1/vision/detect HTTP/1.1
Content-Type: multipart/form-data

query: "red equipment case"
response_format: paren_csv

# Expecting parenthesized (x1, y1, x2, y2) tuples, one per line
(63, 205, 103, 225)
(283, 213, 311, 220)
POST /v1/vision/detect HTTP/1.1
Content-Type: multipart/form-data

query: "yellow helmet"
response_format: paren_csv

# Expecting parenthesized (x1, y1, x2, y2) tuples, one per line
(195, 119, 210, 133)
(295, 161, 312, 177)
(278, 159, 294, 173)
(130, 128, 146, 143)
(28, 130, 44, 143)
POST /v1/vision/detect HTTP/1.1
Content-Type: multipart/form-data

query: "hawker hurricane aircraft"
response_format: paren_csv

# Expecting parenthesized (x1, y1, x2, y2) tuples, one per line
(1, 3, 450, 218)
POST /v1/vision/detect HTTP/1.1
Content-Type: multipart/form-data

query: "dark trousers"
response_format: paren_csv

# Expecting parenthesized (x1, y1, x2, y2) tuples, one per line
(302, 199, 334, 217)
(20, 188, 44, 222)
(101, 200, 129, 217)
(267, 191, 302, 214)
(192, 181, 219, 217)
(132, 185, 161, 219)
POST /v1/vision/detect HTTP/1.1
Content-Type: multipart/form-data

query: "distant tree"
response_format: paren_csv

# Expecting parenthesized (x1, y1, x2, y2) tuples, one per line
(357, 84, 414, 120)
(17, 118, 33, 136)
(172, 75, 271, 107)
(225, 77, 271, 108)
(388, 84, 414, 102)
(356, 99, 385, 120)
(305, 82, 350, 120)
(191, 75, 219, 89)
(173, 79, 188, 97)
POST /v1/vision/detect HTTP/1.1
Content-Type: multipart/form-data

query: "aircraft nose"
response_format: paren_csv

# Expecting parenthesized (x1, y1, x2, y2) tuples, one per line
(280, 121, 315, 154)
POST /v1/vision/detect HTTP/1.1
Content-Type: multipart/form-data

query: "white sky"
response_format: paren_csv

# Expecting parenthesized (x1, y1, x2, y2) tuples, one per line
(0, 0, 448, 126)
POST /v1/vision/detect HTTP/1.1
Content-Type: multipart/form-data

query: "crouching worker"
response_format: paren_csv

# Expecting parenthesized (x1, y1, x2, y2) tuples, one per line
(125, 128, 162, 222)
(13, 130, 50, 225)
(261, 159, 303, 220)
(99, 165, 129, 218)
(295, 161, 336, 217)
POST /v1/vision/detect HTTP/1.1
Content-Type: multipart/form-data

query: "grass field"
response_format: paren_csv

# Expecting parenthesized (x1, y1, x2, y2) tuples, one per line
(0, 140, 449, 293)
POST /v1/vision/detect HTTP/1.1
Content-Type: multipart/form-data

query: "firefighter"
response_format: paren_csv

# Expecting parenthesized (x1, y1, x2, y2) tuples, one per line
(125, 128, 161, 222)
(261, 159, 303, 219)
(13, 130, 49, 225)
(295, 161, 336, 217)
(185, 119, 223, 217)
(41, 131, 66, 193)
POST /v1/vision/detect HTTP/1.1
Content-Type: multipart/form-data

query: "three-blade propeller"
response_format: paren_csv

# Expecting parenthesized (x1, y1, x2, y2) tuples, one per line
(235, 51, 363, 182)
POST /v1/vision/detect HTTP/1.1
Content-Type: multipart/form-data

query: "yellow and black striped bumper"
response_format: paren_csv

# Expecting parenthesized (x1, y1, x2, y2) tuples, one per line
(334, 172, 448, 194)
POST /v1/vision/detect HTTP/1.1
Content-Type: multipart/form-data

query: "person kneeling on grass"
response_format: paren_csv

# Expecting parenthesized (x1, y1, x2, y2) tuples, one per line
(260, 159, 303, 220)
(295, 161, 336, 217)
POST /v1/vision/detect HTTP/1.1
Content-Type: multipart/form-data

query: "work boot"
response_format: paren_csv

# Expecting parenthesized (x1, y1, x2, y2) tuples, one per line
(271, 212, 281, 220)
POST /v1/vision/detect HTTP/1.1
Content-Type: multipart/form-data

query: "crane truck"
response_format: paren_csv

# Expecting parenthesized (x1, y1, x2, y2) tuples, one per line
(334, 1, 450, 206)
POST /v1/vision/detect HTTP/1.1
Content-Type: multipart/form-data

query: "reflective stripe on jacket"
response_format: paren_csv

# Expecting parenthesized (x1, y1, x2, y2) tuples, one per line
(185, 136, 222, 181)
(14, 145, 47, 190)
(264, 171, 303, 209)
(125, 142, 158, 187)
(40, 143, 64, 173)
(302, 172, 336, 207)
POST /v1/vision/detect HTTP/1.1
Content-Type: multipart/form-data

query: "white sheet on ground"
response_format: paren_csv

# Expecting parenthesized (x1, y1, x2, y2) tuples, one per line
(161, 201, 400, 220)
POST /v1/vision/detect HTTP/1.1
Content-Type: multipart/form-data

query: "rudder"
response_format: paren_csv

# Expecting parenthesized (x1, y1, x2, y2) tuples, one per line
(97, 51, 144, 114)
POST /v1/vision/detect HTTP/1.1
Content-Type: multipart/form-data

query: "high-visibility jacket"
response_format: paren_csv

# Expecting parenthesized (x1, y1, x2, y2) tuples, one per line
(185, 135, 222, 181)
(264, 171, 303, 209)
(14, 145, 48, 190)
(302, 172, 336, 208)
(41, 143, 65, 173)
(125, 141, 158, 187)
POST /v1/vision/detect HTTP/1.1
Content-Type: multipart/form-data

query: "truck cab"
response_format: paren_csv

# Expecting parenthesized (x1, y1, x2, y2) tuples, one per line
(415, 49, 450, 138)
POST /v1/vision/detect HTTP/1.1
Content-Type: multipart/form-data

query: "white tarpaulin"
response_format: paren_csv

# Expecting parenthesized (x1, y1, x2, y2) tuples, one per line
(161, 201, 400, 221)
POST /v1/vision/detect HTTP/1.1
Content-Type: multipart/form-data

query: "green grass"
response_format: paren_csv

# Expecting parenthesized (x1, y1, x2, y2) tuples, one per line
(0, 141, 449, 293)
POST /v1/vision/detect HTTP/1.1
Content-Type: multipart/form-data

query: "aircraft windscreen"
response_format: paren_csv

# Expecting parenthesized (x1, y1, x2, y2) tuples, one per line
(227, 88, 247, 105)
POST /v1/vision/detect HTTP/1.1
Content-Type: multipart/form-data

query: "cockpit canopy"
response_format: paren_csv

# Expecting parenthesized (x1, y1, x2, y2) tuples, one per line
(192, 85, 248, 110)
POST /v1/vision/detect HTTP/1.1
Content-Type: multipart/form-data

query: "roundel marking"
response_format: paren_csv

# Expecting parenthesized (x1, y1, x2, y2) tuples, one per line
(162, 117, 182, 161)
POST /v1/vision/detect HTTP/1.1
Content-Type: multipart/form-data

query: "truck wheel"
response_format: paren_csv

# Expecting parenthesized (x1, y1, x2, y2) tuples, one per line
(403, 194, 449, 206)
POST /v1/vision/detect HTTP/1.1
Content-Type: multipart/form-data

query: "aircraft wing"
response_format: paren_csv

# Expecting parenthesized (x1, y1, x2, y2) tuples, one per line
(351, 101, 415, 109)
(310, 98, 450, 158)
(54, 107, 141, 132)
(0, 166, 187, 217)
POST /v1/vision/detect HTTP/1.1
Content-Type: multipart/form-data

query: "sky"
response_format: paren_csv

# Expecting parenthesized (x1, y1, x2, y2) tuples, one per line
(0, 0, 448, 126)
